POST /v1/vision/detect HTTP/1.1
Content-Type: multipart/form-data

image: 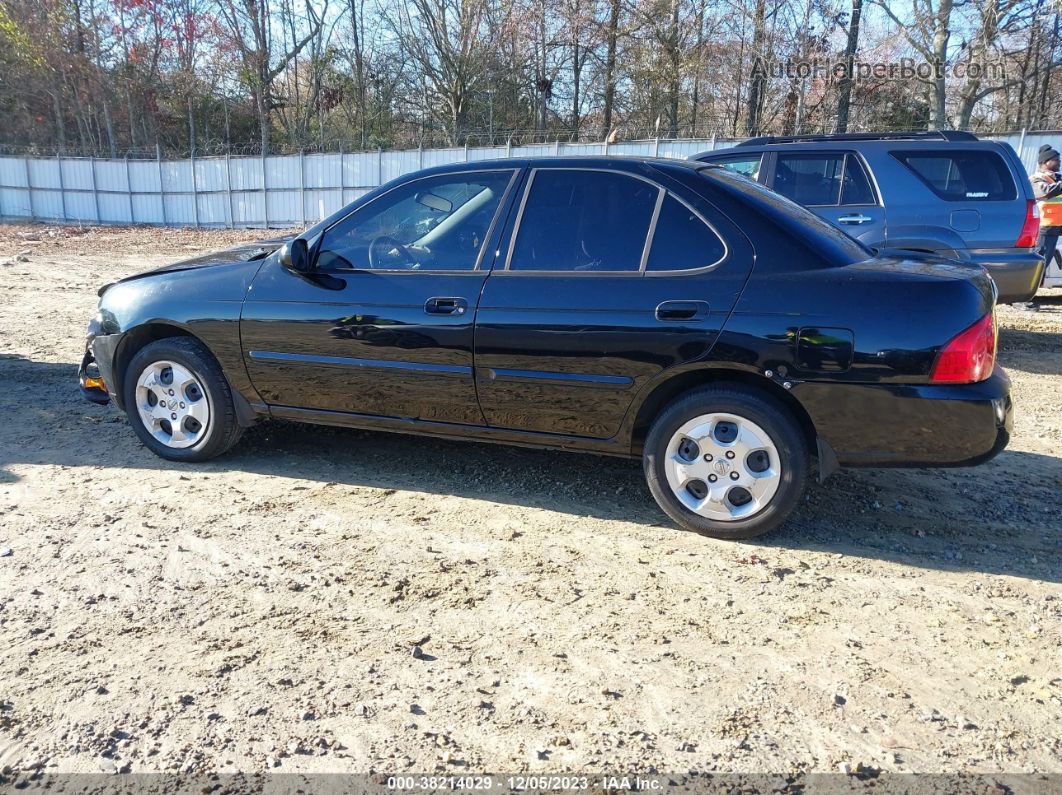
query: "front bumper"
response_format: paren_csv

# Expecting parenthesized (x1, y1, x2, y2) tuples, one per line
(79, 327, 121, 406)
(794, 366, 1013, 468)
(78, 350, 110, 404)
(970, 249, 1045, 303)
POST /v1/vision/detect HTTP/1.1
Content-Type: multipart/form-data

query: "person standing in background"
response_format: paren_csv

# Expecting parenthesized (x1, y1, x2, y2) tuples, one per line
(1019, 144, 1062, 311)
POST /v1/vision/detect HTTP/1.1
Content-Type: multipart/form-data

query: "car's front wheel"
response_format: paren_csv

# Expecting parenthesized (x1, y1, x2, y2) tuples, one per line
(122, 337, 243, 462)
(643, 385, 809, 539)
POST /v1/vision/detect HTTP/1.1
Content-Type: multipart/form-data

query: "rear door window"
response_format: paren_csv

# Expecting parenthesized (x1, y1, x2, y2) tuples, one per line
(840, 156, 876, 205)
(773, 152, 877, 206)
(773, 154, 844, 206)
(891, 150, 1016, 201)
(508, 169, 658, 272)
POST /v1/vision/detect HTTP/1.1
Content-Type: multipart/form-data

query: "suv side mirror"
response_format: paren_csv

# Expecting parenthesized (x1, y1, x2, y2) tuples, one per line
(281, 239, 312, 273)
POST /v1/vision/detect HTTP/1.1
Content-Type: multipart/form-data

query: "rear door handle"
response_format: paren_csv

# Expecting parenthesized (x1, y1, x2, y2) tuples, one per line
(838, 213, 872, 225)
(655, 300, 710, 322)
(424, 296, 468, 315)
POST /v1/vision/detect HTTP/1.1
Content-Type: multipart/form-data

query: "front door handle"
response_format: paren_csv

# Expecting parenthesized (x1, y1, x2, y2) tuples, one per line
(424, 296, 468, 315)
(655, 300, 710, 322)
(838, 213, 872, 225)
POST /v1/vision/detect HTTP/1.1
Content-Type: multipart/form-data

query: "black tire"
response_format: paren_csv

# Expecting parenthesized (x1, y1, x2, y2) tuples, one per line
(122, 337, 243, 462)
(643, 384, 809, 539)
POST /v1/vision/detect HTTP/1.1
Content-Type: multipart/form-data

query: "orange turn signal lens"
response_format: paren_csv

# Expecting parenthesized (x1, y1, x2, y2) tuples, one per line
(82, 376, 106, 390)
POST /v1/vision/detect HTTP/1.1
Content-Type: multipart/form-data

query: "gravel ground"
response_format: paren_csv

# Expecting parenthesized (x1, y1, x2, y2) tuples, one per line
(0, 224, 1060, 779)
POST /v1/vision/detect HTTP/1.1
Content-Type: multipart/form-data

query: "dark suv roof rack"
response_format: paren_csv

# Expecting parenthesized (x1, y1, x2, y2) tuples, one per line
(736, 131, 979, 146)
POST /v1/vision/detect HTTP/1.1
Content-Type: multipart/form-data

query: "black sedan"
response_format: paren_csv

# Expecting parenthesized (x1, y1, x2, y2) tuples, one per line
(79, 156, 1012, 539)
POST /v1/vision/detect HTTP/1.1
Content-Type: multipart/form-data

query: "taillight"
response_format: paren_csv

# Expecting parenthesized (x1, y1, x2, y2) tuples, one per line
(930, 313, 997, 384)
(1015, 199, 1039, 248)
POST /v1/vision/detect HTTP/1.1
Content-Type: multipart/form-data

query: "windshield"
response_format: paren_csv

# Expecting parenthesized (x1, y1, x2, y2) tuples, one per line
(698, 166, 873, 266)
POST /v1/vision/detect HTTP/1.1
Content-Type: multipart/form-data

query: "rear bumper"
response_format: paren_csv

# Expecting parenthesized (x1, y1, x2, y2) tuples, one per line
(969, 249, 1045, 303)
(794, 367, 1012, 468)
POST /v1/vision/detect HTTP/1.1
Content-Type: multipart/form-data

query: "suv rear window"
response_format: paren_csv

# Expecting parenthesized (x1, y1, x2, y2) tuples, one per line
(891, 150, 1016, 201)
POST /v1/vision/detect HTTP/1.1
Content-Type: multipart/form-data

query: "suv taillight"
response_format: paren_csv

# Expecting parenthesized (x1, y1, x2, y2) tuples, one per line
(1015, 199, 1039, 248)
(929, 313, 997, 384)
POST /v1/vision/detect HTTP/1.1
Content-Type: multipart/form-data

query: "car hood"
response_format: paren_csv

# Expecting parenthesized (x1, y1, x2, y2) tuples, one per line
(98, 237, 291, 296)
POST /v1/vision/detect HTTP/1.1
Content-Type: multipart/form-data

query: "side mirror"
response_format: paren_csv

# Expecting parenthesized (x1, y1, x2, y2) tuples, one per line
(281, 239, 312, 273)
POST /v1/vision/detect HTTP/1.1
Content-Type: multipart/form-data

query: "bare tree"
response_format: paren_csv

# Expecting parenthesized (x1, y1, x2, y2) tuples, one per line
(600, 0, 622, 138)
(389, 0, 493, 143)
(871, 0, 955, 129)
(217, 0, 323, 153)
(834, 0, 862, 133)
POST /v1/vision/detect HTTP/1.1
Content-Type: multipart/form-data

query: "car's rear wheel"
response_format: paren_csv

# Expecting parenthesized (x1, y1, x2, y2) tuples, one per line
(643, 385, 809, 539)
(122, 337, 243, 462)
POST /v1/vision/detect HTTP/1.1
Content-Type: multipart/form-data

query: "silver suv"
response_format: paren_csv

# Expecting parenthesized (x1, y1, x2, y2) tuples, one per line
(693, 131, 1045, 303)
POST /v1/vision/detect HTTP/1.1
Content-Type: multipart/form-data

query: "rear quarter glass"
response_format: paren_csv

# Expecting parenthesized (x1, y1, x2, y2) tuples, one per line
(890, 149, 1017, 201)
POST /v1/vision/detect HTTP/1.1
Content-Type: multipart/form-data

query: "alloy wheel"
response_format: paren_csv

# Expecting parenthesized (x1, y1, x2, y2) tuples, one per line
(134, 360, 210, 449)
(663, 412, 782, 521)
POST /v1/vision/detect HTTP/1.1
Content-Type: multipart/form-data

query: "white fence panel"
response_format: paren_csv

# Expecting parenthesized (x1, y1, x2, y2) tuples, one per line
(161, 160, 192, 194)
(94, 160, 127, 193)
(195, 158, 227, 193)
(98, 192, 129, 224)
(303, 154, 338, 188)
(422, 147, 462, 168)
(265, 190, 298, 227)
(64, 191, 96, 222)
(305, 189, 342, 223)
(467, 146, 506, 162)
(61, 159, 93, 191)
(230, 157, 264, 191)
(132, 193, 164, 223)
(128, 160, 161, 192)
(196, 192, 227, 226)
(267, 155, 302, 189)
(1, 156, 29, 188)
(341, 152, 377, 192)
(164, 193, 196, 226)
(0, 157, 30, 217)
(233, 191, 266, 227)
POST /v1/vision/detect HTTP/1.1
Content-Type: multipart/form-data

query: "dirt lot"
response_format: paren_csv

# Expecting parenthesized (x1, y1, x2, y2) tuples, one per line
(0, 224, 1060, 779)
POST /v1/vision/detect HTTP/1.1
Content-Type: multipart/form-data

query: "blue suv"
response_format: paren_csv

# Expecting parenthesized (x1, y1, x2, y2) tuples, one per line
(692, 131, 1045, 303)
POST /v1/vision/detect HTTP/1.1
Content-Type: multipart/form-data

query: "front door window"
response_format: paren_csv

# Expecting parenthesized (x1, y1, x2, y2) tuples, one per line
(316, 171, 515, 271)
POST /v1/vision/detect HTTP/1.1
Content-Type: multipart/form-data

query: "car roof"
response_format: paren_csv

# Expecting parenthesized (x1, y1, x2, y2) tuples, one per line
(735, 131, 979, 146)
(691, 133, 1007, 161)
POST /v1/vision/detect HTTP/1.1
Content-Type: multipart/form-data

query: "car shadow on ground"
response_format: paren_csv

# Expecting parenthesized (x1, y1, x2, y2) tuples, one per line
(3, 353, 1060, 582)
(999, 326, 1062, 349)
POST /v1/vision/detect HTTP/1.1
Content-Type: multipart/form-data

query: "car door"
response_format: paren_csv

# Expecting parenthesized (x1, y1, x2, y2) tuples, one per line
(473, 165, 755, 440)
(241, 168, 519, 425)
(766, 151, 886, 247)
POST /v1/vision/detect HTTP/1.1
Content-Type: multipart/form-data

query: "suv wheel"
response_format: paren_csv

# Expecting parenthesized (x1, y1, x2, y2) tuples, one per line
(643, 385, 809, 539)
(122, 337, 243, 462)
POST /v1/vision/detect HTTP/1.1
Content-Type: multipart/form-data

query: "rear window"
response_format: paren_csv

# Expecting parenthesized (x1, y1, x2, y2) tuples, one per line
(891, 149, 1016, 201)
